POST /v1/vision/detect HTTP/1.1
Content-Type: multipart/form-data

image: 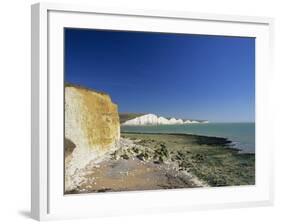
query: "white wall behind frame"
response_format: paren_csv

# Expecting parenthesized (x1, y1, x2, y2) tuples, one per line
(0, 0, 280, 224)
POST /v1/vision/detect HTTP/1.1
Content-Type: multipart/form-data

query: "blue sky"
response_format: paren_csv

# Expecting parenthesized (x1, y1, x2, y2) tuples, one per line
(65, 28, 255, 122)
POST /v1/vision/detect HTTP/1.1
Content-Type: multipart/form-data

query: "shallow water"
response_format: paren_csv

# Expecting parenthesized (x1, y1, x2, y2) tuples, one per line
(121, 123, 255, 153)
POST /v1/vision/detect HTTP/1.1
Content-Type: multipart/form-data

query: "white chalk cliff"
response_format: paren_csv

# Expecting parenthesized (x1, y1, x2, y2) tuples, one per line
(65, 84, 120, 191)
(122, 113, 208, 126)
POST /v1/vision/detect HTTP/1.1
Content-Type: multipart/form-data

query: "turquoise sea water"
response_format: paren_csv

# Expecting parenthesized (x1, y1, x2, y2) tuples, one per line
(121, 123, 255, 153)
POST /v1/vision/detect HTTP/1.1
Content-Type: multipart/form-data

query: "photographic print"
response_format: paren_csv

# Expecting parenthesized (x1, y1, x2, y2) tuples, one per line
(64, 28, 255, 194)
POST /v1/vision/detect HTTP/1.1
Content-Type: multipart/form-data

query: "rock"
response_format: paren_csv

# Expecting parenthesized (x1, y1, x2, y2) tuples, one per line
(121, 154, 130, 160)
(136, 152, 150, 161)
(64, 84, 120, 191)
(64, 138, 76, 160)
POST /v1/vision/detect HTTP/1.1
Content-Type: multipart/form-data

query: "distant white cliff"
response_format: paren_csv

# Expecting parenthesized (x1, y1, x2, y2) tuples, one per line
(122, 113, 208, 126)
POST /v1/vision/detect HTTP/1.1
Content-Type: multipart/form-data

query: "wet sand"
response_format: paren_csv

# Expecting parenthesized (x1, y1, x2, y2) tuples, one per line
(67, 158, 205, 194)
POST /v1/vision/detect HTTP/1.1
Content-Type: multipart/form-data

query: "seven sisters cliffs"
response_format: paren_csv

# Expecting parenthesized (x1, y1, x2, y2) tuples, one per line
(64, 84, 255, 194)
(122, 113, 208, 125)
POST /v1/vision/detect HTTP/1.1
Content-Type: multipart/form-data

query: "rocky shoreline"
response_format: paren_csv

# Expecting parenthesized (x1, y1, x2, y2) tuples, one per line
(65, 132, 254, 194)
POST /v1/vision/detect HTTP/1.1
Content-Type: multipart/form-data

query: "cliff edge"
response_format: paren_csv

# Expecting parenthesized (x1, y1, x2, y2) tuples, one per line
(65, 84, 120, 191)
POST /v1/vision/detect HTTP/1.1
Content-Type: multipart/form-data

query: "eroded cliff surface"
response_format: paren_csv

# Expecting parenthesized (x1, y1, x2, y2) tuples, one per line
(65, 85, 120, 191)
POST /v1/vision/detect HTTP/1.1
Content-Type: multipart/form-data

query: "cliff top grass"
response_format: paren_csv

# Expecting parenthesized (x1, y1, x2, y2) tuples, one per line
(119, 113, 146, 123)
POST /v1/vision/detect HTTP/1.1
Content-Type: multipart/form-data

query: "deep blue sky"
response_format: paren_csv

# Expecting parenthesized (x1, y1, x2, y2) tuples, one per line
(65, 28, 255, 122)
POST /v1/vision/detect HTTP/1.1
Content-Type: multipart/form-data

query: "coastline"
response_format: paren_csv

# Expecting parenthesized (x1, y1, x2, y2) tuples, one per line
(121, 122, 255, 154)
(120, 132, 255, 186)
(65, 132, 255, 194)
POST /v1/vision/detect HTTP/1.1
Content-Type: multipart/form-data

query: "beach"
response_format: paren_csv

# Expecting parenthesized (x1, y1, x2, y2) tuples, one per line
(64, 29, 256, 195)
(65, 132, 255, 194)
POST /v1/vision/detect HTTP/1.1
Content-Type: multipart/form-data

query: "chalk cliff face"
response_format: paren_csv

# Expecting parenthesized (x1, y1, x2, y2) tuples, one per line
(65, 85, 120, 191)
(122, 113, 208, 126)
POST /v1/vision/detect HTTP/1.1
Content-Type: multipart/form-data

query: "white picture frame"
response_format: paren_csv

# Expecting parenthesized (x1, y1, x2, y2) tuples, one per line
(31, 2, 274, 221)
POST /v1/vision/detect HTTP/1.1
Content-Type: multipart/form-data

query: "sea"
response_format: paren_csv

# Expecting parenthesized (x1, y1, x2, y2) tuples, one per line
(121, 123, 255, 154)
